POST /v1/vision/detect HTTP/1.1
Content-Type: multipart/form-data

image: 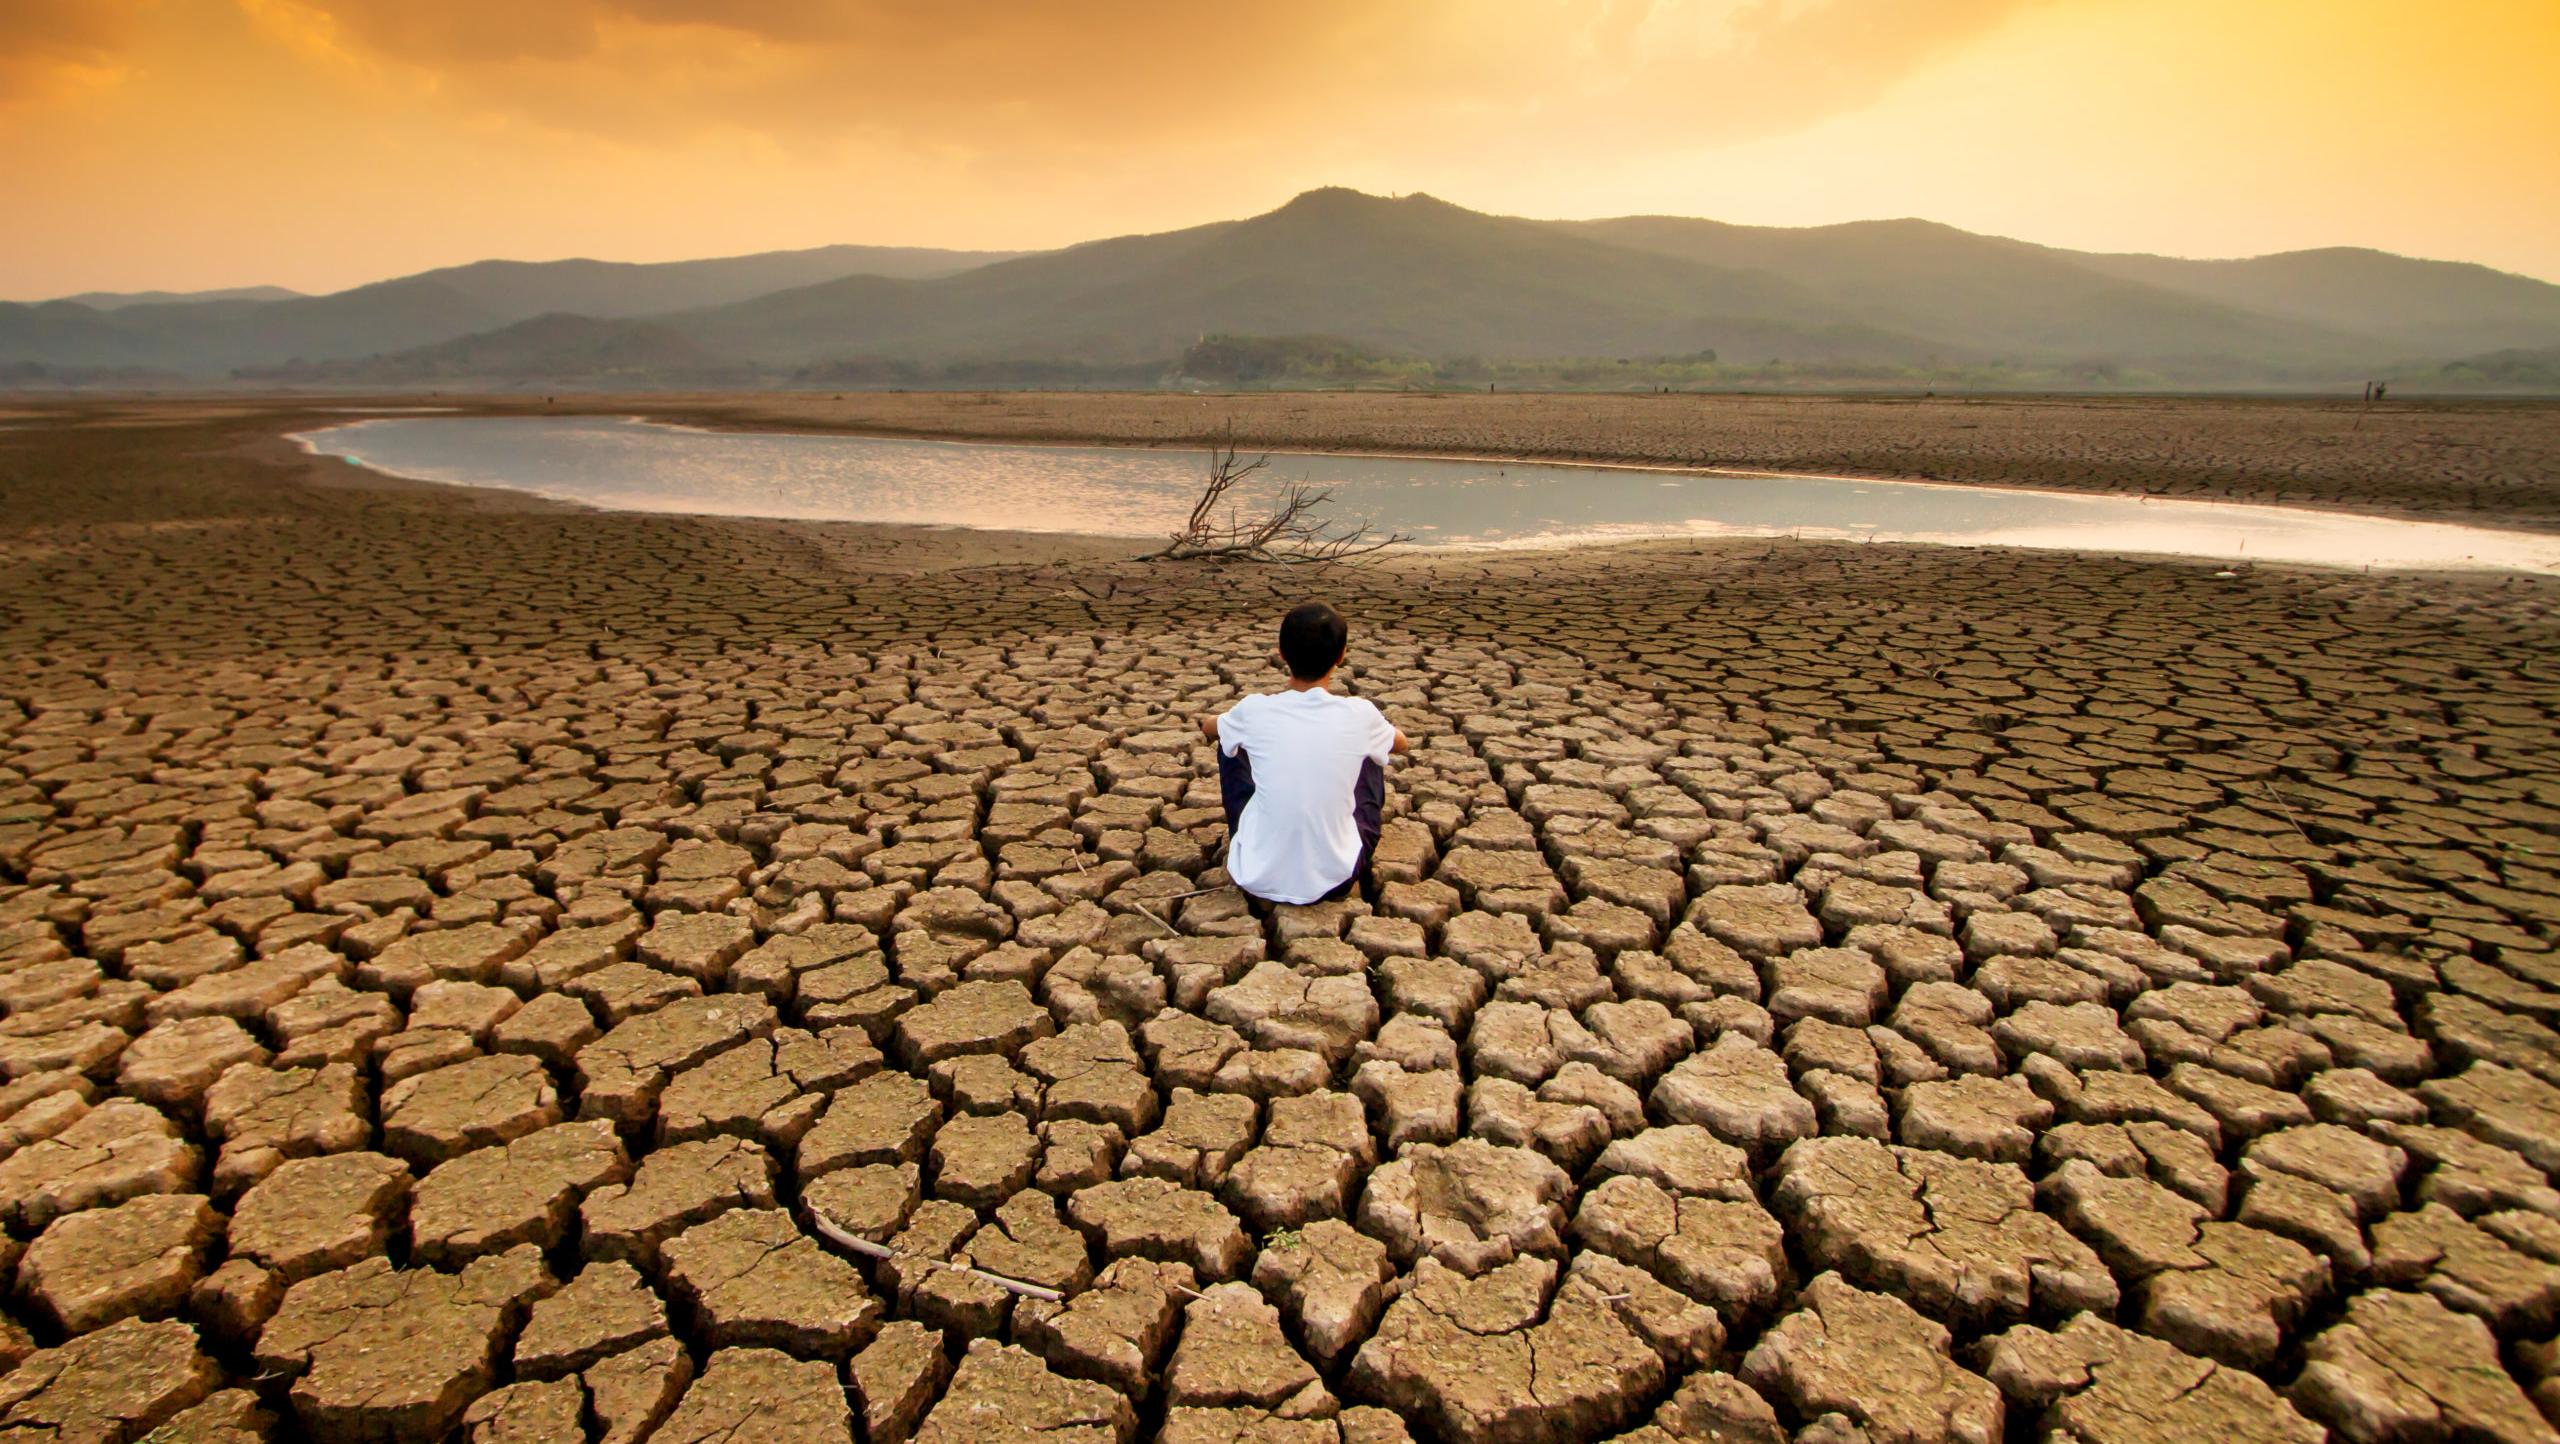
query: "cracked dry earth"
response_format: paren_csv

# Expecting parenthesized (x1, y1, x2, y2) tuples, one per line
(0, 407, 2557, 1444)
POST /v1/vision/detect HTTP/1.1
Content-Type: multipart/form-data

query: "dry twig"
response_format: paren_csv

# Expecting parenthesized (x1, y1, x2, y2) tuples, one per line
(1143, 426, 1410, 565)
(1070, 849, 1178, 935)
(2254, 780, 2315, 842)
(807, 1211, 1066, 1303)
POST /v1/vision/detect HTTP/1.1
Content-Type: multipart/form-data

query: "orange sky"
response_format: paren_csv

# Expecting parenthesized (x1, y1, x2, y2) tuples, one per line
(5, 0, 2556, 298)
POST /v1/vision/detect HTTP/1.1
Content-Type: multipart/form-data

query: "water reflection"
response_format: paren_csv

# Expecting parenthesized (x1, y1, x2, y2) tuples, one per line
(293, 415, 2560, 575)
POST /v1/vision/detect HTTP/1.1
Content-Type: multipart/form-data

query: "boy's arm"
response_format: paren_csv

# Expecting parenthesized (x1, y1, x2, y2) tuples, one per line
(1200, 714, 1221, 742)
(1372, 704, 1409, 758)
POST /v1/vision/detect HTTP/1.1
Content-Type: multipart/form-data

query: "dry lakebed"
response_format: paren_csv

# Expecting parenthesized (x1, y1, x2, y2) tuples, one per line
(0, 392, 2555, 1443)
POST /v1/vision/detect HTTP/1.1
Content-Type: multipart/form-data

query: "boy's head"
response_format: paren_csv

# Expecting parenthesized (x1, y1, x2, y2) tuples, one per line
(1278, 601, 1348, 682)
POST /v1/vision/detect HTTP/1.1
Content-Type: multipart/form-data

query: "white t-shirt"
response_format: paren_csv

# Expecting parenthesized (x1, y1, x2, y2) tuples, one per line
(1217, 688, 1397, 905)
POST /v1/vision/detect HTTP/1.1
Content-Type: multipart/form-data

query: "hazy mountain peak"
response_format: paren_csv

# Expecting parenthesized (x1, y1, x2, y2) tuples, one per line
(1270, 187, 1463, 219)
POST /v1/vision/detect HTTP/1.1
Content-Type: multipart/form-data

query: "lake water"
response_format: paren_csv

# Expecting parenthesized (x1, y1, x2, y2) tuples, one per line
(294, 415, 2560, 574)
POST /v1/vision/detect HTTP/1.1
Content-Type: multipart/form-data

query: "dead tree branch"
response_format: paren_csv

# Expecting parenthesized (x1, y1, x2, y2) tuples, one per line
(1143, 428, 1410, 565)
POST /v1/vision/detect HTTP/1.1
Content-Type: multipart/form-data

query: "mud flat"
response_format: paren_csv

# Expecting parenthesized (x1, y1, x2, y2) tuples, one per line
(1, 403, 2557, 1443)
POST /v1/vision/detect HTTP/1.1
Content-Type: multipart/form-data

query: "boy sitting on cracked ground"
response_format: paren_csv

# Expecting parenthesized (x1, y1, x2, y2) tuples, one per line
(1200, 601, 1411, 907)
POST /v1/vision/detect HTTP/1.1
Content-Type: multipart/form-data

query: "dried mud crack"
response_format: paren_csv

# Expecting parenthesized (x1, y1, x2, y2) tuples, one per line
(0, 401, 2556, 1443)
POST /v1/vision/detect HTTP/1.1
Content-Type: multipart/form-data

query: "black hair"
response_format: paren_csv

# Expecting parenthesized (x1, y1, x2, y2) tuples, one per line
(1279, 601, 1348, 681)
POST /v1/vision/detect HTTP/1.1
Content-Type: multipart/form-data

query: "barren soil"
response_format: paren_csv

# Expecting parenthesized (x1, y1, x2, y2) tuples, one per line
(0, 401, 2556, 1444)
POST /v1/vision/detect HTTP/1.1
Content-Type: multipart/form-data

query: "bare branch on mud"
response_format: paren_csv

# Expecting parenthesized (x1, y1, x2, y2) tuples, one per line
(1143, 427, 1409, 565)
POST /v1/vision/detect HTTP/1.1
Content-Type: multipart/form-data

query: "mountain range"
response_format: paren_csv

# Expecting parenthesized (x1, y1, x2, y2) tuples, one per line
(0, 243, 1018, 377)
(7, 189, 2557, 389)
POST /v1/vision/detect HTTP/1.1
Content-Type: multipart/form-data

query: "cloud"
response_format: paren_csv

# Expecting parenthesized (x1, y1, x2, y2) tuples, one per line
(237, 1, 1378, 129)
(1694, 0, 2048, 137)
(0, 0, 152, 107)
(227, 0, 2045, 156)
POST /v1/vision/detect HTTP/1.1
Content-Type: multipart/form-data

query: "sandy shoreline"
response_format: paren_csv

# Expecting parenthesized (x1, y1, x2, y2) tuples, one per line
(1, 399, 2557, 1441)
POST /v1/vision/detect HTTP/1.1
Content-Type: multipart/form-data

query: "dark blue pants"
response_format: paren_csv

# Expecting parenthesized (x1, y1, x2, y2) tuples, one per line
(1219, 748, 1386, 903)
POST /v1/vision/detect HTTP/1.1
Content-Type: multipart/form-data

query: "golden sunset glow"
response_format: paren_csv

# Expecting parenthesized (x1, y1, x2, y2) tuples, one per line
(5, 0, 2556, 297)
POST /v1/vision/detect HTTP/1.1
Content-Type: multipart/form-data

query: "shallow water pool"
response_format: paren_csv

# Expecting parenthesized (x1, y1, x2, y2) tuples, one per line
(295, 415, 2560, 574)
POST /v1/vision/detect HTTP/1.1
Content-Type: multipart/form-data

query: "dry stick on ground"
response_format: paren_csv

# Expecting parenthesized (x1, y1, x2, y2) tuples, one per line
(1143, 430, 1411, 564)
(805, 1211, 1066, 1303)
(2255, 779, 2316, 843)
(1070, 850, 1177, 936)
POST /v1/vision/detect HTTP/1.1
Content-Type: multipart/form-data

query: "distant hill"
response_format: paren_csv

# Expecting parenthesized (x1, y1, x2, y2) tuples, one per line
(241, 312, 727, 385)
(0, 282, 499, 372)
(9, 189, 2559, 389)
(44, 285, 302, 310)
(1563, 218, 2560, 368)
(0, 242, 1020, 377)
(395, 244, 1027, 321)
(1558, 215, 2379, 374)
(2073, 248, 2560, 358)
